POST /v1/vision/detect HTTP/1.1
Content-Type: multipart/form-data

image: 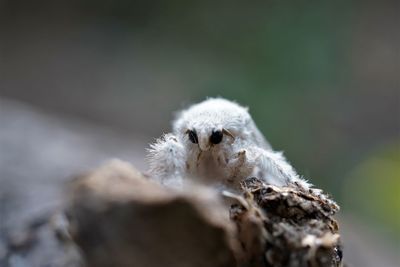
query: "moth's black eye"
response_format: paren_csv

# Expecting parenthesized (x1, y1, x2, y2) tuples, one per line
(210, 130, 223, 144)
(187, 129, 198, 144)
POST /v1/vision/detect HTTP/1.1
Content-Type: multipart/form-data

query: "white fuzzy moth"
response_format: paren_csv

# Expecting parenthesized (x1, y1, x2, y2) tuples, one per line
(147, 98, 318, 194)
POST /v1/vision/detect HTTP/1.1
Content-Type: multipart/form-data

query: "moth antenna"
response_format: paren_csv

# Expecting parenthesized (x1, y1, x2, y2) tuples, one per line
(222, 128, 235, 140)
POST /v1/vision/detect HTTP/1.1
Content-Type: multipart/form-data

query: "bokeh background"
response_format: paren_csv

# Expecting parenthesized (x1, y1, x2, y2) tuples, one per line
(0, 1, 399, 266)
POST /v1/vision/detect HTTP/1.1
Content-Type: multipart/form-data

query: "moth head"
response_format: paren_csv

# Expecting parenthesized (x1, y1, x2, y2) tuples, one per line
(185, 128, 234, 151)
(173, 98, 251, 151)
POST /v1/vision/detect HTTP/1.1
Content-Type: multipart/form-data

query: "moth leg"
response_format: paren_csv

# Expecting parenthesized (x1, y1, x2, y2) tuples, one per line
(255, 148, 338, 206)
(223, 149, 256, 186)
(254, 148, 312, 189)
(147, 133, 186, 187)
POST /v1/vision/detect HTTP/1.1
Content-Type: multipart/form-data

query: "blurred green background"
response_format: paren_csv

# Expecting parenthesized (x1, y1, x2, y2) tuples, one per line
(0, 0, 399, 265)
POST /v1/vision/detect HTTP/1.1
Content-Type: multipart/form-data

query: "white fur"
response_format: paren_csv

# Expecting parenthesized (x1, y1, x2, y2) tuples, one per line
(147, 98, 314, 193)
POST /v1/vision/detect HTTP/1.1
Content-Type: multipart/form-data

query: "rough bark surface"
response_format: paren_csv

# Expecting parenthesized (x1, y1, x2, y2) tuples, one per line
(64, 160, 343, 267)
(232, 178, 342, 267)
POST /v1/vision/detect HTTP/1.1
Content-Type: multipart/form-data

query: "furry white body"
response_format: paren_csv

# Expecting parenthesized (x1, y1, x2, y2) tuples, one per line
(147, 98, 312, 191)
